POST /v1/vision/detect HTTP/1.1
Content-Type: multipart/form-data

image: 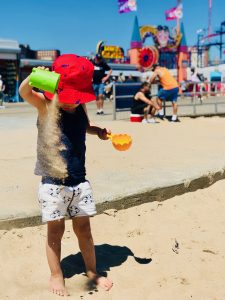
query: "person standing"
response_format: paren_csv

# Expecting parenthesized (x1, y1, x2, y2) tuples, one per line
(190, 67, 200, 82)
(149, 64, 179, 122)
(92, 54, 112, 115)
(0, 75, 5, 106)
(190, 68, 204, 102)
(19, 54, 113, 296)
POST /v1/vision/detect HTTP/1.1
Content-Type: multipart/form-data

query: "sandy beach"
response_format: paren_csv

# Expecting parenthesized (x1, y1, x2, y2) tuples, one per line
(1, 178, 225, 299)
(1, 103, 225, 299)
(2, 104, 225, 222)
(1, 0, 225, 297)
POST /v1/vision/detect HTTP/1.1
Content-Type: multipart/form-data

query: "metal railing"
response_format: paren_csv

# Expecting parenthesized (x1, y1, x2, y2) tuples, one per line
(177, 81, 225, 116)
(112, 83, 141, 120)
(112, 81, 225, 120)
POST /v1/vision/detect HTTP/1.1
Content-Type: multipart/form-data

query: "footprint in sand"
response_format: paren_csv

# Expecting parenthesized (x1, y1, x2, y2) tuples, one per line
(103, 209, 118, 217)
(175, 277, 189, 285)
(202, 249, 217, 255)
(127, 229, 142, 237)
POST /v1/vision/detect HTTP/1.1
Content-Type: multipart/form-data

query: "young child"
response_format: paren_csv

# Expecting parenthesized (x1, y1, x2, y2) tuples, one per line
(19, 54, 113, 296)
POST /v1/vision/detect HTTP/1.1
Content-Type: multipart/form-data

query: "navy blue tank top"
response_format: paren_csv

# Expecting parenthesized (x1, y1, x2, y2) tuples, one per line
(39, 105, 88, 186)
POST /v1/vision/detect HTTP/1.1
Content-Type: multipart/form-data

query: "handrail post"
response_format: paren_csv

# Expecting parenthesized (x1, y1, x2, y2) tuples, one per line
(215, 103, 218, 114)
(113, 83, 116, 120)
(193, 83, 197, 101)
(163, 100, 166, 116)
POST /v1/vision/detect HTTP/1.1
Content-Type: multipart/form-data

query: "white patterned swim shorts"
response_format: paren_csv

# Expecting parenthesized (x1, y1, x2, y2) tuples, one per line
(38, 181, 96, 222)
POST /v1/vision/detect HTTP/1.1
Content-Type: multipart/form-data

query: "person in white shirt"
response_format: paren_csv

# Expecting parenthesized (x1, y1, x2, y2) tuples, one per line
(0, 75, 5, 105)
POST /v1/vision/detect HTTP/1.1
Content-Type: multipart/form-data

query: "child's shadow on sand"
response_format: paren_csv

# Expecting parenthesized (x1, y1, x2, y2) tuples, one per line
(61, 243, 152, 279)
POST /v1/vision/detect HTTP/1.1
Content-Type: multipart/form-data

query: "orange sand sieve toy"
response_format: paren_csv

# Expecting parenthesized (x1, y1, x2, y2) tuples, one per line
(107, 133, 132, 151)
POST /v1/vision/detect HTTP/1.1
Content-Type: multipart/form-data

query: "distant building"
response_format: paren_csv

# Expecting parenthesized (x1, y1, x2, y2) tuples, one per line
(188, 46, 198, 68)
(19, 45, 61, 101)
(0, 39, 20, 100)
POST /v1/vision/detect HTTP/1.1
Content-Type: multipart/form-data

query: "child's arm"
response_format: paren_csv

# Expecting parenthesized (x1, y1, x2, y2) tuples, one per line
(19, 68, 47, 112)
(87, 125, 110, 140)
(82, 104, 111, 140)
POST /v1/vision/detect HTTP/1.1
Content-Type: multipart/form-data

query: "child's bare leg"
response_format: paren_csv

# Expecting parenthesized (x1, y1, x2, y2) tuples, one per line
(72, 217, 113, 291)
(46, 219, 69, 296)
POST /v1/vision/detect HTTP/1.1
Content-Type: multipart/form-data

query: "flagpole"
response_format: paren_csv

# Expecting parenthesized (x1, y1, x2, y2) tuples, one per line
(177, 0, 181, 82)
(176, 0, 181, 34)
(208, 0, 212, 38)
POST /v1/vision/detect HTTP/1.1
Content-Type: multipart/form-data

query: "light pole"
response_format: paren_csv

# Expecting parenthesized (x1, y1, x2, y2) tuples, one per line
(196, 29, 206, 67)
(220, 21, 225, 61)
(176, 0, 182, 82)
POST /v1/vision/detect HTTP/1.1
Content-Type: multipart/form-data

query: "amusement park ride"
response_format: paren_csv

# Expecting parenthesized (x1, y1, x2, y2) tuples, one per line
(97, 0, 188, 81)
(194, 0, 225, 67)
(96, 0, 224, 82)
(97, 14, 188, 82)
(197, 20, 225, 67)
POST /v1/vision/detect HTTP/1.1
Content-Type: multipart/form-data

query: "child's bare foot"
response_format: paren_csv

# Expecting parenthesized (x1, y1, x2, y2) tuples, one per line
(87, 271, 113, 291)
(95, 276, 113, 291)
(49, 274, 70, 296)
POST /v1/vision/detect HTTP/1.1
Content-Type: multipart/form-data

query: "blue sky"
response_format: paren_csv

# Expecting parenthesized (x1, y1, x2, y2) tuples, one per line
(1, 0, 225, 58)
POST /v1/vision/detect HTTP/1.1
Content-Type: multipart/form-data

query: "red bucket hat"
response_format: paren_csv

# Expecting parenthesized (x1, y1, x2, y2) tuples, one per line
(44, 54, 96, 104)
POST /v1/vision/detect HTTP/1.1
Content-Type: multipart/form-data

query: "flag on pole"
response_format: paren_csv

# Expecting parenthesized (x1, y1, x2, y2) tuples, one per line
(118, 0, 137, 14)
(165, 3, 183, 21)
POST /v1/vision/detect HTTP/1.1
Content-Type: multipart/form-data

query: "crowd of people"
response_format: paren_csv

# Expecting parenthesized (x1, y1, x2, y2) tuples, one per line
(2, 53, 224, 123)
(90, 54, 179, 123)
(90, 55, 225, 124)
(91, 55, 180, 122)
(180, 67, 225, 101)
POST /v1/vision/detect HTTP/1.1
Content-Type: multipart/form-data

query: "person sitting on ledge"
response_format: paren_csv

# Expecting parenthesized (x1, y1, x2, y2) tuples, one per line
(131, 82, 160, 124)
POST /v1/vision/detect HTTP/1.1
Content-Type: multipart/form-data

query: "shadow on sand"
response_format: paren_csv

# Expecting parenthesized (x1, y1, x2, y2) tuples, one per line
(61, 243, 152, 279)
